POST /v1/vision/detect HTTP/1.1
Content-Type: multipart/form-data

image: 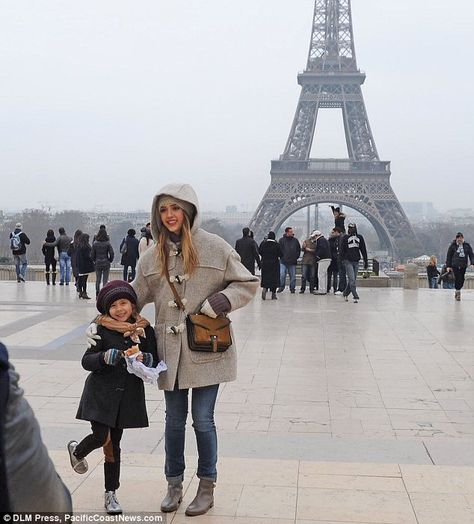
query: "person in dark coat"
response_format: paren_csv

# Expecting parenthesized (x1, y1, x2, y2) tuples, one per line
(1, 343, 73, 513)
(75, 233, 95, 300)
(277, 227, 301, 293)
(327, 227, 342, 293)
(42, 229, 57, 285)
(70, 229, 83, 291)
(235, 227, 261, 275)
(69, 281, 158, 514)
(445, 232, 474, 301)
(340, 222, 368, 303)
(330, 206, 346, 233)
(120, 229, 140, 282)
(438, 264, 455, 289)
(92, 228, 115, 297)
(312, 231, 331, 295)
(258, 231, 282, 300)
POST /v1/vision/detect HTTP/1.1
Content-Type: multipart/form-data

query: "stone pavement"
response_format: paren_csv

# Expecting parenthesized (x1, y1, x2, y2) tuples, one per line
(2, 281, 474, 523)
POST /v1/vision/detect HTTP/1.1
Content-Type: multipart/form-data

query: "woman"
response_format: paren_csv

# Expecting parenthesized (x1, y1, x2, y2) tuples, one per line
(138, 223, 154, 256)
(120, 229, 139, 282)
(91, 228, 114, 297)
(70, 229, 83, 291)
(76, 234, 95, 300)
(258, 231, 282, 300)
(132, 184, 258, 516)
(426, 256, 440, 289)
(42, 229, 57, 285)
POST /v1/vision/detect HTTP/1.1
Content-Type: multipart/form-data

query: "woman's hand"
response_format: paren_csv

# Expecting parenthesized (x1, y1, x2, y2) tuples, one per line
(200, 299, 218, 318)
(86, 323, 101, 348)
(200, 293, 232, 318)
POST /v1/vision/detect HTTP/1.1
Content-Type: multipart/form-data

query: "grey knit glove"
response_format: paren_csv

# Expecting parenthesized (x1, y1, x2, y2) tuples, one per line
(141, 352, 154, 368)
(103, 348, 122, 366)
(200, 293, 231, 318)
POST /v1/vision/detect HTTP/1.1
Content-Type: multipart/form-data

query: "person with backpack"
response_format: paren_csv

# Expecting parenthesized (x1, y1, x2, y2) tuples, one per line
(9, 223, 30, 283)
(120, 229, 139, 282)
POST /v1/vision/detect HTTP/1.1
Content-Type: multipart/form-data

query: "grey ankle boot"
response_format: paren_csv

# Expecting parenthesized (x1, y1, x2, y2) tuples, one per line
(104, 491, 122, 515)
(185, 477, 215, 517)
(160, 475, 183, 512)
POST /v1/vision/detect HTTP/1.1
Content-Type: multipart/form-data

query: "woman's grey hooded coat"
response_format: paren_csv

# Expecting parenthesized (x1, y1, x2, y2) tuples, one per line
(132, 183, 259, 391)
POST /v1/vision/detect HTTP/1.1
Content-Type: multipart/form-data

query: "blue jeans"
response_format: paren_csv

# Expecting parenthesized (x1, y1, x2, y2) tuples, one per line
(95, 267, 110, 294)
(13, 254, 27, 279)
(300, 264, 315, 292)
(59, 252, 72, 284)
(123, 265, 136, 282)
(338, 262, 347, 292)
(164, 384, 219, 480)
(279, 263, 297, 291)
(428, 277, 438, 289)
(343, 260, 360, 299)
(442, 281, 454, 289)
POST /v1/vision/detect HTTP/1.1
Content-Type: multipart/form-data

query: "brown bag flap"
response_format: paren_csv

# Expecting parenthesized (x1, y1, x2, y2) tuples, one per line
(187, 314, 231, 334)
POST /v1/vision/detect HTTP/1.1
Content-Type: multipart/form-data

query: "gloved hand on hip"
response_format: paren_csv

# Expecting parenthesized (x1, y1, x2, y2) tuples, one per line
(86, 322, 101, 348)
(200, 293, 231, 318)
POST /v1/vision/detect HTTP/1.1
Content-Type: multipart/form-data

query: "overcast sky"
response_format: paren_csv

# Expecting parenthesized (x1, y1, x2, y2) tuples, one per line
(1, 0, 473, 213)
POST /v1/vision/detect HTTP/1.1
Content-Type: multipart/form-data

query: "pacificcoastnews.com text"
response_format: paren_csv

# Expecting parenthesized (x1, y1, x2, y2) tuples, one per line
(1, 514, 165, 523)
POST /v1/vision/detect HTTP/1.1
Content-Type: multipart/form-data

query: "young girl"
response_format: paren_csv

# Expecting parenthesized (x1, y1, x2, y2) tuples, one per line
(426, 255, 440, 289)
(68, 280, 158, 514)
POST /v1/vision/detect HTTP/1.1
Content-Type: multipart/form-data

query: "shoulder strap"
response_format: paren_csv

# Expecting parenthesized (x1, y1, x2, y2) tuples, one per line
(163, 263, 187, 313)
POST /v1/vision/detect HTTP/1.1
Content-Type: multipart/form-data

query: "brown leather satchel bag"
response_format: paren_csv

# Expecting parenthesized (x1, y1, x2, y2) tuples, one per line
(186, 314, 231, 353)
(165, 265, 232, 353)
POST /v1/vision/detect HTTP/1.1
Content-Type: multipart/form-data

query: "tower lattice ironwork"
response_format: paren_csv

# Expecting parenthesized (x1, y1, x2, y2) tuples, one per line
(250, 0, 415, 254)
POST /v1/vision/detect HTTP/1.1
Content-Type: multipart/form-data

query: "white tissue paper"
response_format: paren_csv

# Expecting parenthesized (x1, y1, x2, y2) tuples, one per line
(125, 353, 167, 385)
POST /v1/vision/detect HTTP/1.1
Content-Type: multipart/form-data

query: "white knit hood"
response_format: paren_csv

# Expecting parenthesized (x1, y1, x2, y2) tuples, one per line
(150, 183, 200, 240)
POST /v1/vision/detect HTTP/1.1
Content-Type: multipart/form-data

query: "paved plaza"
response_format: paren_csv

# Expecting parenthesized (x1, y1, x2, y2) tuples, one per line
(2, 281, 474, 523)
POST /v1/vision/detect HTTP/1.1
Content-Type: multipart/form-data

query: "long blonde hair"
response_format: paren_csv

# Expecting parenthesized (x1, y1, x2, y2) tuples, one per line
(157, 213, 199, 276)
(428, 255, 437, 266)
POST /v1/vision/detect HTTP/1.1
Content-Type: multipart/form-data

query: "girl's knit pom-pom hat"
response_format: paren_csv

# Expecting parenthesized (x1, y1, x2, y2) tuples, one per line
(96, 280, 137, 315)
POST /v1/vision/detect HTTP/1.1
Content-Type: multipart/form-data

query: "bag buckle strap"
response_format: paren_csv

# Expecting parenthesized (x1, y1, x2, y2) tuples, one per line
(211, 335, 218, 353)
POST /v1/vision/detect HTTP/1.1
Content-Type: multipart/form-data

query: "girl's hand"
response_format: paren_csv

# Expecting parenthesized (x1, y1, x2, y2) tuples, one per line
(136, 353, 144, 362)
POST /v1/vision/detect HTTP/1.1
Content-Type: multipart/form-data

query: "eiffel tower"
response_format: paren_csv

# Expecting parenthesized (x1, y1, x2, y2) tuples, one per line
(250, 0, 415, 255)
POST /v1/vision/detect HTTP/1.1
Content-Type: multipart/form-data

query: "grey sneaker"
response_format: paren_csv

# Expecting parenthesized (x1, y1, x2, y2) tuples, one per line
(67, 440, 88, 474)
(105, 491, 122, 515)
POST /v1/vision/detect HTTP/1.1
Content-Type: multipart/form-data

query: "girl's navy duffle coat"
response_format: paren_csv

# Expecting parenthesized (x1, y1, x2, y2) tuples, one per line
(76, 324, 158, 429)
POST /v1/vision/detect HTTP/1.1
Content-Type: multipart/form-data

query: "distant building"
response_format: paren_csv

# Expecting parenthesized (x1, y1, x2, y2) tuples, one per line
(445, 208, 474, 221)
(201, 208, 254, 226)
(401, 202, 439, 221)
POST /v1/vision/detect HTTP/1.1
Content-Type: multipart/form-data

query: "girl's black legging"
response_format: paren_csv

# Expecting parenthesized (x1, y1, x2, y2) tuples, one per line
(453, 267, 467, 291)
(74, 421, 123, 491)
(77, 275, 89, 294)
(45, 260, 57, 273)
